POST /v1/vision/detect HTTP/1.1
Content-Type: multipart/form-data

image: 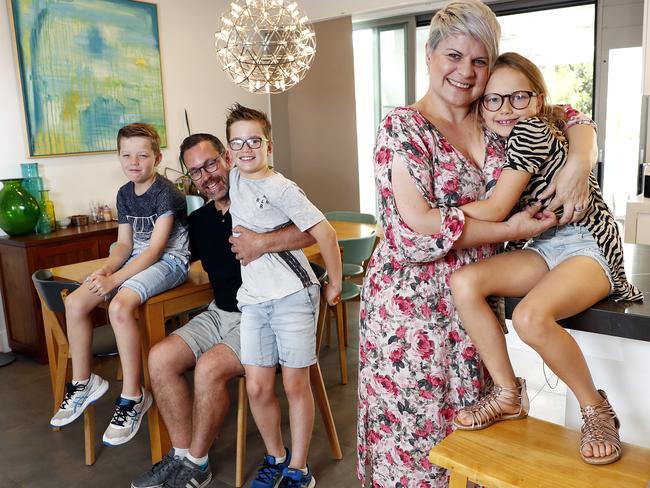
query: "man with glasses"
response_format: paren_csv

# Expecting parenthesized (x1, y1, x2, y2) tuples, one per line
(131, 133, 315, 488)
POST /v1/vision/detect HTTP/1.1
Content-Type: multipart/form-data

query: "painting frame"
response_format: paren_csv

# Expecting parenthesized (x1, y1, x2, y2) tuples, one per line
(8, 0, 167, 157)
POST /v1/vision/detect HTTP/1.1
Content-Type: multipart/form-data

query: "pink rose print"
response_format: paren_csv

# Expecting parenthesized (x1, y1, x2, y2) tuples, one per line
(442, 178, 459, 194)
(448, 330, 461, 342)
(376, 146, 392, 166)
(436, 298, 450, 317)
(461, 346, 477, 360)
(446, 216, 463, 236)
(389, 345, 404, 363)
(394, 296, 414, 316)
(415, 331, 434, 360)
(385, 409, 399, 424)
(368, 429, 381, 445)
(419, 302, 432, 319)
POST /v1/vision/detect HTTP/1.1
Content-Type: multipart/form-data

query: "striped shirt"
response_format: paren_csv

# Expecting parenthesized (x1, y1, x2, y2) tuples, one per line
(504, 117, 642, 302)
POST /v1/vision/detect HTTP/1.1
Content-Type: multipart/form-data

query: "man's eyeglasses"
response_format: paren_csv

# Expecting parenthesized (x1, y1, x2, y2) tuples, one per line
(228, 137, 268, 151)
(481, 90, 538, 112)
(187, 158, 221, 181)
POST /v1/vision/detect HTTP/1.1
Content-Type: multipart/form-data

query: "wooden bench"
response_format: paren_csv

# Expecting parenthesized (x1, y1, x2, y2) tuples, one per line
(428, 416, 650, 488)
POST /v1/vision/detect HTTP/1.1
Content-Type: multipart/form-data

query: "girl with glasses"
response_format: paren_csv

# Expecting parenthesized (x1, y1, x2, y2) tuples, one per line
(450, 52, 642, 464)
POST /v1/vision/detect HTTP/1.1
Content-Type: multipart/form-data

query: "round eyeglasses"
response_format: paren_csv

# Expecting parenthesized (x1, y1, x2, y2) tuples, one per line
(481, 90, 538, 112)
(187, 158, 220, 181)
(228, 137, 268, 151)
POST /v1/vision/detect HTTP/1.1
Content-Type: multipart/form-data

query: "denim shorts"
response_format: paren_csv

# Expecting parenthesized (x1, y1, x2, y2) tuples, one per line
(119, 253, 188, 303)
(240, 284, 319, 368)
(525, 225, 613, 292)
(172, 301, 241, 361)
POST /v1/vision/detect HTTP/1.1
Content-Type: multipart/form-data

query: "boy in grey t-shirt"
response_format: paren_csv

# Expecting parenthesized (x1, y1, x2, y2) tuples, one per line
(226, 104, 341, 488)
(50, 123, 189, 448)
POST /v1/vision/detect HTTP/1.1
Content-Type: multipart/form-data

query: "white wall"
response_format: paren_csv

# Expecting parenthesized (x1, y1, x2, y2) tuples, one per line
(0, 0, 268, 219)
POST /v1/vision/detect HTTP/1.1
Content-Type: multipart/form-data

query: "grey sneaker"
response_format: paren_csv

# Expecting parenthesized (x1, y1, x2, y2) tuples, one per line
(167, 458, 212, 488)
(131, 449, 183, 488)
(50, 373, 109, 427)
(102, 388, 153, 446)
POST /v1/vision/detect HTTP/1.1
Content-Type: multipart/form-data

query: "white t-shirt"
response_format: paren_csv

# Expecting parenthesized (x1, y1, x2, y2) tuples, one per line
(229, 167, 324, 305)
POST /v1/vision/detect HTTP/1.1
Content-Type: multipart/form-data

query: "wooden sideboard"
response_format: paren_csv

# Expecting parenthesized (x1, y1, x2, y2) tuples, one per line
(0, 222, 118, 363)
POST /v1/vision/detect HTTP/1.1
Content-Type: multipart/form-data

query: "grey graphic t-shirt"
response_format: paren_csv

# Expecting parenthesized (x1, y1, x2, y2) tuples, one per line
(116, 174, 190, 265)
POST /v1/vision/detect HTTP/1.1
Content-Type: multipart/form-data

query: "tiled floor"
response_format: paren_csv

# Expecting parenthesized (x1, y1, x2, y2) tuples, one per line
(0, 304, 362, 488)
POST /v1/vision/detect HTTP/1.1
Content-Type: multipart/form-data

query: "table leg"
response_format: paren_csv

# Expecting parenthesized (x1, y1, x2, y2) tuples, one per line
(139, 301, 171, 463)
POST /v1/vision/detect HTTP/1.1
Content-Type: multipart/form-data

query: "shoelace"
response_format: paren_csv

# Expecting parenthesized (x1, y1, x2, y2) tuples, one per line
(109, 400, 138, 427)
(254, 458, 280, 483)
(149, 453, 181, 476)
(60, 382, 86, 409)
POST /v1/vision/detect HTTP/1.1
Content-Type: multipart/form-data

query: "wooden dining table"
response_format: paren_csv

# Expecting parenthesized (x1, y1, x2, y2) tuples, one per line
(45, 220, 377, 464)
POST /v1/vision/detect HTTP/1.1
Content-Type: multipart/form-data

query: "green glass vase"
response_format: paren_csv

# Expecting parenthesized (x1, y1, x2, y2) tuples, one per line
(0, 178, 41, 236)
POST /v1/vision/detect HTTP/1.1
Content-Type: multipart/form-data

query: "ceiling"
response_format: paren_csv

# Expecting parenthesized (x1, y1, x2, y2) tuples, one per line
(298, 0, 447, 22)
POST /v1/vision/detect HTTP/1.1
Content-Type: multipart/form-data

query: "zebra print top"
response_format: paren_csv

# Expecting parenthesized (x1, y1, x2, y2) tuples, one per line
(504, 117, 642, 302)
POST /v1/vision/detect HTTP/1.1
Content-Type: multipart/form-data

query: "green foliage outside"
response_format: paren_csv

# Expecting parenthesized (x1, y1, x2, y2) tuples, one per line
(540, 63, 594, 117)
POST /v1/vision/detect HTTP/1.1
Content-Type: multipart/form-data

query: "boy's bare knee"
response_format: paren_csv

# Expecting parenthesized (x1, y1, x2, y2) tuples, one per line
(246, 377, 273, 402)
(282, 372, 311, 399)
(108, 294, 138, 325)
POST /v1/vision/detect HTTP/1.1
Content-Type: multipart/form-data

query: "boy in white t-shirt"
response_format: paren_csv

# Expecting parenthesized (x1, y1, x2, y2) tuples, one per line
(226, 103, 341, 488)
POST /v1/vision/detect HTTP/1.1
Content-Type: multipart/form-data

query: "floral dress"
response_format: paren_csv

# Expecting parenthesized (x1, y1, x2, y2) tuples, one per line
(357, 107, 504, 488)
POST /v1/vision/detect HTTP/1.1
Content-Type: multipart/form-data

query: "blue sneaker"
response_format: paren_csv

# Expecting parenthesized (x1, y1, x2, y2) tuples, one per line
(250, 448, 291, 488)
(279, 466, 315, 488)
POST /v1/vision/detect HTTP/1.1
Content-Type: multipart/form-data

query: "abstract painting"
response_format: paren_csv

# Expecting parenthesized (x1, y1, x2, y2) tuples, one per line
(9, 0, 166, 156)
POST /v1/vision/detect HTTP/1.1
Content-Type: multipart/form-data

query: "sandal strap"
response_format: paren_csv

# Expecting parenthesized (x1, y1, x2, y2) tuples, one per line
(580, 391, 621, 455)
(464, 378, 528, 429)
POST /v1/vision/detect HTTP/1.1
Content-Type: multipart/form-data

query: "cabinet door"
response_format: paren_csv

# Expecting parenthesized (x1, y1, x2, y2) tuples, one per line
(31, 239, 100, 270)
(636, 213, 650, 244)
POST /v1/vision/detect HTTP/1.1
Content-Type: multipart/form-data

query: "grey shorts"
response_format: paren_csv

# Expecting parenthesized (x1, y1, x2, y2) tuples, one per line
(240, 285, 319, 369)
(525, 225, 614, 292)
(172, 301, 242, 361)
(119, 254, 188, 303)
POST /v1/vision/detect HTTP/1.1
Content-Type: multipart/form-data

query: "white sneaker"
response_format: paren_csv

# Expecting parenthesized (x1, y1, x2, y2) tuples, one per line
(50, 374, 109, 427)
(102, 388, 152, 446)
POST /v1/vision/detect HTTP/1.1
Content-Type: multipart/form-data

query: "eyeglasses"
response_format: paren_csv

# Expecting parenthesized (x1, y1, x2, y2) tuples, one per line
(228, 137, 268, 151)
(187, 157, 221, 181)
(481, 90, 538, 112)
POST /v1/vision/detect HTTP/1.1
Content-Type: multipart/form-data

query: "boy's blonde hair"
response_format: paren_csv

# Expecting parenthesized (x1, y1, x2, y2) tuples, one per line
(117, 123, 162, 155)
(427, 0, 501, 69)
(492, 52, 567, 132)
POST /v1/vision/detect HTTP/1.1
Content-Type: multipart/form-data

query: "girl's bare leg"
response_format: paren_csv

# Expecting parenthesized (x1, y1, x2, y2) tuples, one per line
(511, 256, 612, 460)
(451, 250, 549, 388)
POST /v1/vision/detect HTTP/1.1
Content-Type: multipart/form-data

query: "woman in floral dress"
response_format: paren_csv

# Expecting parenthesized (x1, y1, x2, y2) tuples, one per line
(356, 1, 598, 487)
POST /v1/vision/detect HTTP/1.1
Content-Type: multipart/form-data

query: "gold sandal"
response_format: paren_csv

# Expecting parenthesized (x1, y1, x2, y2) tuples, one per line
(453, 377, 529, 431)
(580, 390, 622, 465)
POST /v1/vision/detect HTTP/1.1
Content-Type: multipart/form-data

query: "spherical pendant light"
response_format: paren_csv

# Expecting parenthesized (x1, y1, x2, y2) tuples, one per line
(215, 0, 317, 94)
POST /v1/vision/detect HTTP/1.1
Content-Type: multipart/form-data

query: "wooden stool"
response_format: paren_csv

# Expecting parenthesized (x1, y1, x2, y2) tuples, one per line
(428, 416, 650, 488)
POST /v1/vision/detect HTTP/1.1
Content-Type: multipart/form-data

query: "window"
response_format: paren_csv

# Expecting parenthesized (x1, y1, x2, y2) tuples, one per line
(353, 24, 408, 214)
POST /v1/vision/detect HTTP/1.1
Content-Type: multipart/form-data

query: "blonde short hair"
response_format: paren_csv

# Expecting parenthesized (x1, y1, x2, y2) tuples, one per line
(427, 0, 500, 69)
